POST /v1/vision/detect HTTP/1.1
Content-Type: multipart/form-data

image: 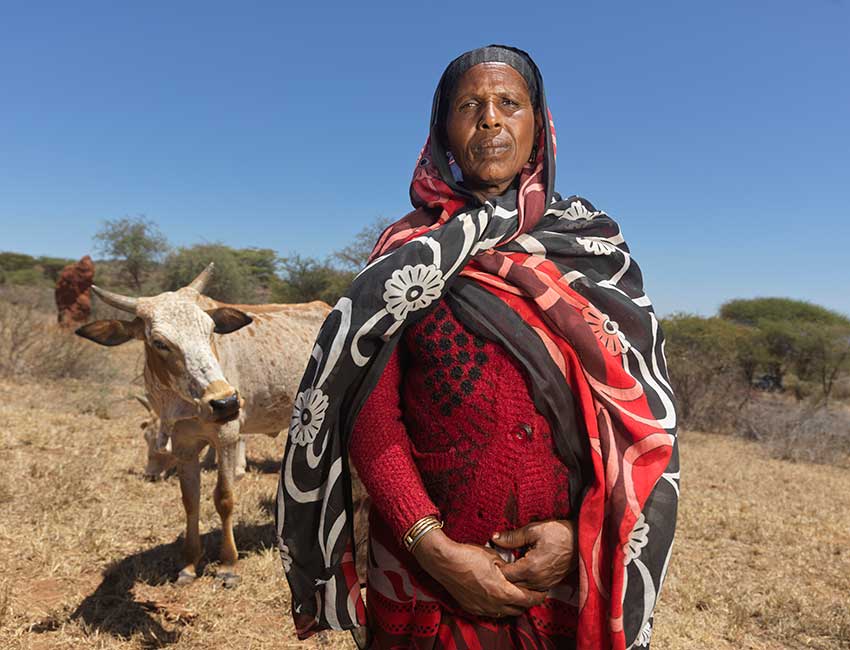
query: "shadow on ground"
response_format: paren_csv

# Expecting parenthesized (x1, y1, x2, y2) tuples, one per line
(246, 457, 281, 475)
(31, 522, 275, 649)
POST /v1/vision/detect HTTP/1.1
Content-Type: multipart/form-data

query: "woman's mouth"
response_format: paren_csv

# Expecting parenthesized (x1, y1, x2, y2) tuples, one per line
(473, 141, 512, 158)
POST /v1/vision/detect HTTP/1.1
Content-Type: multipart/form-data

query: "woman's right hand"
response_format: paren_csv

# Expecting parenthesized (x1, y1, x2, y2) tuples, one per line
(412, 528, 546, 618)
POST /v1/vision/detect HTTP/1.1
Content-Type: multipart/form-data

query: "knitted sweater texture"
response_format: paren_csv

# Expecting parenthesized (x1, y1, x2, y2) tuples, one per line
(350, 300, 571, 545)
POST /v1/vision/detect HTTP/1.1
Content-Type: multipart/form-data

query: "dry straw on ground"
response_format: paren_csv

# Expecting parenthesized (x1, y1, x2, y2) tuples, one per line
(1, 337, 849, 648)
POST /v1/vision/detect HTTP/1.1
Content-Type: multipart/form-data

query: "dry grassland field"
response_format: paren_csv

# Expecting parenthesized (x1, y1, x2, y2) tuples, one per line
(1, 339, 849, 649)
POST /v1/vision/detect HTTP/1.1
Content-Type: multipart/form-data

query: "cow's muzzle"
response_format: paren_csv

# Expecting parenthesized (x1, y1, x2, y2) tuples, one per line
(210, 393, 240, 422)
(199, 380, 242, 424)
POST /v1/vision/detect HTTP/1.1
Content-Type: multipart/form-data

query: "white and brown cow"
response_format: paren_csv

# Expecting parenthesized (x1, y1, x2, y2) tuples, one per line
(77, 265, 329, 587)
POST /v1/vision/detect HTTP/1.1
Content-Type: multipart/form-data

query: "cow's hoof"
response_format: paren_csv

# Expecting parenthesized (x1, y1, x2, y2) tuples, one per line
(176, 568, 197, 585)
(216, 571, 242, 589)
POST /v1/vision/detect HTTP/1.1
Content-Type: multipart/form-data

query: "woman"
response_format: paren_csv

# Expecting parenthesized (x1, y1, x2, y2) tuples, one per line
(276, 46, 679, 650)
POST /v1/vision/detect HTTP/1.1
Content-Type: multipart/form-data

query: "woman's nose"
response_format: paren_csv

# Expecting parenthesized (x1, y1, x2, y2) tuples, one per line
(479, 101, 501, 130)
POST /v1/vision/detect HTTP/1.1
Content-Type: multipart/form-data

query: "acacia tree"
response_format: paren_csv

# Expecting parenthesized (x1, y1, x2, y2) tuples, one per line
(720, 297, 850, 402)
(793, 322, 850, 405)
(94, 216, 169, 291)
(333, 216, 392, 272)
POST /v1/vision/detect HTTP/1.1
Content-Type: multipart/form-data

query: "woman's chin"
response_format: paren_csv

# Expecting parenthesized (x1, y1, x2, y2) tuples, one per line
(464, 166, 521, 195)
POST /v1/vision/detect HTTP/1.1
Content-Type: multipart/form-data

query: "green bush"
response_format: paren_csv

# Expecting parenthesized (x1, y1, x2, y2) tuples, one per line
(720, 297, 850, 402)
(0, 252, 37, 273)
(0, 268, 46, 287)
(720, 297, 850, 328)
(272, 255, 353, 306)
(37, 256, 75, 282)
(162, 244, 257, 303)
(662, 313, 753, 431)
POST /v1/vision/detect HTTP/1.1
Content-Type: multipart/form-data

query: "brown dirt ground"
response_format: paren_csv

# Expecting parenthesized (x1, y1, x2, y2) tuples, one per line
(0, 342, 848, 649)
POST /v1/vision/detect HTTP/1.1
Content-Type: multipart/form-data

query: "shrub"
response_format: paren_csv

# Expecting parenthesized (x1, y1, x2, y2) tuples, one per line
(162, 244, 257, 303)
(662, 313, 752, 432)
(0, 252, 37, 273)
(0, 294, 113, 381)
(720, 297, 850, 328)
(739, 398, 850, 468)
(273, 255, 353, 305)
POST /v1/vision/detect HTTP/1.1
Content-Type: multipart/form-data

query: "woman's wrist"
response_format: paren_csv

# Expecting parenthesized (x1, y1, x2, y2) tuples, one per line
(411, 528, 455, 579)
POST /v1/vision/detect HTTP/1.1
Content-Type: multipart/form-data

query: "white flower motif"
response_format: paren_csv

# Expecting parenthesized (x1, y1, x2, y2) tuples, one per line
(382, 263, 445, 321)
(562, 200, 602, 221)
(576, 236, 617, 256)
(280, 542, 292, 573)
(290, 387, 329, 446)
(623, 513, 650, 564)
(582, 306, 631, 356)
(636, 620, 652, 647)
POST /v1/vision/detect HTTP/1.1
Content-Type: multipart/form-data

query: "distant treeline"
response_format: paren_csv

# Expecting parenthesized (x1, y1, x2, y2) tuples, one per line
(0, 215, 391, 307)
(0, 252, 78, 286)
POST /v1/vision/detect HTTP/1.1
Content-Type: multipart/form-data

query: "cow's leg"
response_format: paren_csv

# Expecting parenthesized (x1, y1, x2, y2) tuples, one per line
(176, 455, 202, 585)
(213, 438, 241, 588)
(235, 437, 247, 480)
(200, 443, 216, 470)
(201, 437, 246, 479)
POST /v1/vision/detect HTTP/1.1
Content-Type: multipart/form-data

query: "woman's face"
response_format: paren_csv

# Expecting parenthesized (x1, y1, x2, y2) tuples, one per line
(444, 62, 538, 200)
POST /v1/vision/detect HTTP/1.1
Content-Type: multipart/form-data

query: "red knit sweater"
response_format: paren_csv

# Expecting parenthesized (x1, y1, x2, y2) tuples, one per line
(350, 301, 571, 545)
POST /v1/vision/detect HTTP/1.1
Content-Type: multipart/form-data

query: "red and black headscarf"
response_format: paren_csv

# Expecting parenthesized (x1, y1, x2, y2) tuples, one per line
(276, 45, 679, 650)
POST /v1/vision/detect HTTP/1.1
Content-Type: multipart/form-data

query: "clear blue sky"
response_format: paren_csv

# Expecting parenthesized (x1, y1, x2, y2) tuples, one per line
(1, 1, 848, 317)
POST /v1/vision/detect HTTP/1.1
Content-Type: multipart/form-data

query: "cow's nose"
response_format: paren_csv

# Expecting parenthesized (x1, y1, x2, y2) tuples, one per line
(210, 394, 239, 415)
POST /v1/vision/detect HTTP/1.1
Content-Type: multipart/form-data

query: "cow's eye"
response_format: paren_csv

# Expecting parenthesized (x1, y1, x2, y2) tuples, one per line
(152, 339, 170, 352)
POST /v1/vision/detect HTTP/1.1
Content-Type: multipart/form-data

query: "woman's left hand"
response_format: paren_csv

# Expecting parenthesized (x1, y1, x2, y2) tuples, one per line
(492, 519, 578, 592)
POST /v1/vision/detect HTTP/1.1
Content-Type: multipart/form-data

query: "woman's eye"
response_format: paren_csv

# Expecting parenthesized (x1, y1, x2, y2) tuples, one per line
(153, 340, 169, 352)
(502, 98, 519, 107)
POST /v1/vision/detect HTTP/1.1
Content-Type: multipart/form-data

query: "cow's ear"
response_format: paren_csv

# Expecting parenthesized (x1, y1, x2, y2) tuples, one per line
(206, 308, 253, 334)
(75, 318, 144, 346)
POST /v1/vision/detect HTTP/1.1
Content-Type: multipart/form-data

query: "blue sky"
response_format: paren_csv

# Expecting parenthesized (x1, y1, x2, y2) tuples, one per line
(1, 1, 848, 316)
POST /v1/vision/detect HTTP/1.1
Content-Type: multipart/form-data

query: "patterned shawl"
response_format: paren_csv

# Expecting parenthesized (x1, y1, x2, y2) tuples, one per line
(276, 45, 679, 650)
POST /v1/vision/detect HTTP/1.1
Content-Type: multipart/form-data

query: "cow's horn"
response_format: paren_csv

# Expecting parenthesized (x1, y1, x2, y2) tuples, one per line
(135, 395, 152, 413)
(187, 262, 215, 293)
(91, 285, 138, 313)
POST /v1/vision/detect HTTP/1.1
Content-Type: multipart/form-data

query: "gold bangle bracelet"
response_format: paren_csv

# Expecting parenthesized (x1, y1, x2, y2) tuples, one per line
(403, 515, 443, 552)
(407, 519, 443, 553)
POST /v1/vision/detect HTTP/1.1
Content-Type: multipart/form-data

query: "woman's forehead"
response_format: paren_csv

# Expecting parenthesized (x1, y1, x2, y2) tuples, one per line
(452, 62, 530, 96)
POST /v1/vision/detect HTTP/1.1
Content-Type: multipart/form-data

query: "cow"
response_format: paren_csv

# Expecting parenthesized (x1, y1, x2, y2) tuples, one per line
(76, 264, 329, 587)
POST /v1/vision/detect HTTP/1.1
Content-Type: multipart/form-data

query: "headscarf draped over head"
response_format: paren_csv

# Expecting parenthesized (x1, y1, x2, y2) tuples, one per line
(276, 45, 679, 650)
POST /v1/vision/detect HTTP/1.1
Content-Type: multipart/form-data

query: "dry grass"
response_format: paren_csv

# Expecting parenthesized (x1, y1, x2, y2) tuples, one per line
(653, 430, 850, 650)
(0, 293, 116, 381)
(0, 342, 848, 648)
(739, 396, 850, 469)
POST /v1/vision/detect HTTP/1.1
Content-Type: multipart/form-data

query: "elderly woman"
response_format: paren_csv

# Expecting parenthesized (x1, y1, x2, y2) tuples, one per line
(277, 46, 679, 650)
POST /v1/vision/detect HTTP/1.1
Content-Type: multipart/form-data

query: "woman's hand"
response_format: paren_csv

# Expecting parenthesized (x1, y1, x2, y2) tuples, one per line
(413, 529, 546, 618)
(492, 519, 577, 591)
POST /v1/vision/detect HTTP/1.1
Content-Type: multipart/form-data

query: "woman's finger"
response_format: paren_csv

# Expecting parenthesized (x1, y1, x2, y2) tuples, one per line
(499, 557, 533, 584)
(491, 524, 531, 549)
(503, 553, 567, 590)
(502, 582, 547, 608)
